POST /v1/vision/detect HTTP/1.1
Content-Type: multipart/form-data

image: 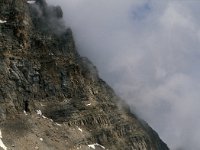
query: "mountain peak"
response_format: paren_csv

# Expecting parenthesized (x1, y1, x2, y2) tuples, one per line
(0, 0, 169, 149)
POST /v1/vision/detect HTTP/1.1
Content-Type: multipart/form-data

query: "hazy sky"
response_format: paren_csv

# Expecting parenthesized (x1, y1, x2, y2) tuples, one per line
(48, 0, 200, 149)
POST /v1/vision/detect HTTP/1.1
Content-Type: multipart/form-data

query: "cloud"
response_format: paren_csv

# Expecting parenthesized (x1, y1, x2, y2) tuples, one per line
(48, 0, 200, 149)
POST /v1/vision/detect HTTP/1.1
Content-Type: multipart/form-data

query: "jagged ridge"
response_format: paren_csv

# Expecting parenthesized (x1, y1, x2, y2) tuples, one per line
(0, 0, 169, 149)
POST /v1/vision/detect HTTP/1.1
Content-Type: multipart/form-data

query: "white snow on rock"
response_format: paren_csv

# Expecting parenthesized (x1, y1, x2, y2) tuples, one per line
(36, 110, 42, 116)
(49, 52, 54, 56)
(86, 103, 91, 106)
(88, 143, 105, 149)
(0, 20, 6, 24)
(40, 103, 45, 107)
(27, 0, 36, 4)
(55, 123, 62, 126)
(39, 138, 43, 141)
(23, 110, 28, 115)
(77, 126, 83, 132)
(76, 146, 82, 149)
(0, 130, 7, 150)
(42, 115, 47, 119)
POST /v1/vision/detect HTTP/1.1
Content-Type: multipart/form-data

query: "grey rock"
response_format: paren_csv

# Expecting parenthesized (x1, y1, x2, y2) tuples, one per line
(0, 0, 169, 150)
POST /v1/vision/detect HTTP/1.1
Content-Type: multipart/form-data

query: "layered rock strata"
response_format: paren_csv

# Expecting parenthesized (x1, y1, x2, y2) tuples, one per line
(0, 0, 169, 149)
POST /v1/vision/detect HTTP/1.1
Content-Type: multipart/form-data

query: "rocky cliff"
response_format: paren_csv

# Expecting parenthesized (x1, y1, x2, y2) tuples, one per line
(0, 0, 169, 149)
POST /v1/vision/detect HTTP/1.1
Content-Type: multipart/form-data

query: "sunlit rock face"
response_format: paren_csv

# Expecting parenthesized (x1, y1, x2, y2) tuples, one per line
(0, 0, 169, 149)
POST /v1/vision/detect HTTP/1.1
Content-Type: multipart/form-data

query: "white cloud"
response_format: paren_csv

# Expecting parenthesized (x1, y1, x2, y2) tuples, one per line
(160, 2, 194, 29)
(48, 0, 200, 149)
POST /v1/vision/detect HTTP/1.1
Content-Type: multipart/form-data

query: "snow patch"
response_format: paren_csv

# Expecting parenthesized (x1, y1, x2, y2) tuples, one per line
(0, 20, 6, 24)
(88, 143, 105, 149)
(0, 130, 7, 150)
(42, 115, 47, 119)
(23, 110, 28, 115)
(86, 103, 91, 106)
(36, 111, 49, 120)
(40, 138, 43, 141)
(27, 0, 36, 4)
(36, 110, 42, 116)
(40, 103, 45, 107)
(49, 52, 54, 56)
(55, 123, 62, 126)
(77, 126, 83, 132)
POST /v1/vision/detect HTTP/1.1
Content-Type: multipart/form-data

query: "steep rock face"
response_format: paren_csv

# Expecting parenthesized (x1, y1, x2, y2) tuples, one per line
(0, 0, 169, 149)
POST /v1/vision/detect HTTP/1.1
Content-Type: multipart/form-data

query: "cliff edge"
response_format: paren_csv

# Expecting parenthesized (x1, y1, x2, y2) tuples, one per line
(0, 0, 169, 149)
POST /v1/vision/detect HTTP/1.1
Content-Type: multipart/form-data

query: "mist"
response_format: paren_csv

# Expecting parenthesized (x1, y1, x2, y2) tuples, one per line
(48, 0, 200, 149)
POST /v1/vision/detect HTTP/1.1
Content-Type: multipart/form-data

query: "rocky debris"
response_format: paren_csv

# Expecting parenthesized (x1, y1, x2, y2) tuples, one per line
(0, 0, 169, 149)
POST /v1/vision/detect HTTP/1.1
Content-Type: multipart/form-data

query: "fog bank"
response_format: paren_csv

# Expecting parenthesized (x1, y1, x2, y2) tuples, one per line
(48, 0, 200, 149)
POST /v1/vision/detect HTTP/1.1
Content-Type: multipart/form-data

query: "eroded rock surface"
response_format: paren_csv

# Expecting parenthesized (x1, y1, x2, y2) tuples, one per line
(0, 0, 169, 149)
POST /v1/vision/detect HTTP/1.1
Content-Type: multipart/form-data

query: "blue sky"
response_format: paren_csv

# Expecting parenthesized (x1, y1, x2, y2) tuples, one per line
(48, 0, 200, 149)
